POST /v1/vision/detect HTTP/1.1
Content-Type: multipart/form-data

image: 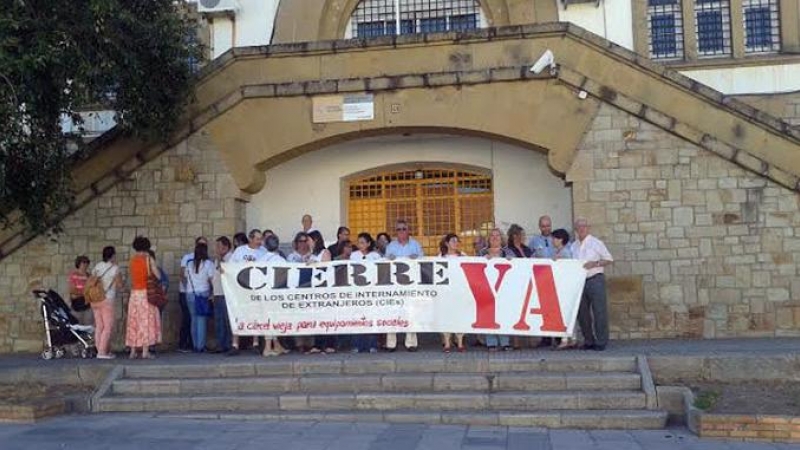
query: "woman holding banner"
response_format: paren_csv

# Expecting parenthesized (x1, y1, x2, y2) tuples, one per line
(479, 228, 512, 351)
(440, 233, 467, 353)
(350, 232, 381, 353)
(551, 228, 578, 350)
(306, 231, 336, 354)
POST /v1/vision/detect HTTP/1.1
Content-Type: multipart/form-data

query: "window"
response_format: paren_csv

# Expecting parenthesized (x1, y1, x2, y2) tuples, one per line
(743, 0, 780, 53)
(350, 0, 483, 38)
(647, 0, 685, 60)
(695, 0, 732, 56)
(348, 168, 494, 256)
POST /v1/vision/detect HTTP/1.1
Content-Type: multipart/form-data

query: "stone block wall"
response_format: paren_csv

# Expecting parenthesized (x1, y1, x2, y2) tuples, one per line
(0, 131, 244, 353)
(569, 104, 800, 339)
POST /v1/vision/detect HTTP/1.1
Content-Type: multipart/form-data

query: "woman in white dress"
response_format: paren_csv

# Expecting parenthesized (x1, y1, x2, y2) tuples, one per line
(440, 233, 467, 353)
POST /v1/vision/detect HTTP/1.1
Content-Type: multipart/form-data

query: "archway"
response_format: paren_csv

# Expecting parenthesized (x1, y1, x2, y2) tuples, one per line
(245, 133, 574, 250)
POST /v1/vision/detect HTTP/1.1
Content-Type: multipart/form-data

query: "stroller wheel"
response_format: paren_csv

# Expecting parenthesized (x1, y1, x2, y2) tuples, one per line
(70, 346, 81, 357)
(41, 350, 54, 360)
(80, 348, 90, 359)
(55, 348, 65, 359)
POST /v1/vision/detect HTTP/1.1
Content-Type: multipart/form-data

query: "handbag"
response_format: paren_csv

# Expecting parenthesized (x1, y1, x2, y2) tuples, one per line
(85, 266, 113, 304)
(145, 257, 168, 308)
(188, 265, 212, 317)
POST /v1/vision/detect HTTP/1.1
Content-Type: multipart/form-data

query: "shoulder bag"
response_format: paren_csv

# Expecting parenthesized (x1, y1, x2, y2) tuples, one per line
(146, 256, 168, 308)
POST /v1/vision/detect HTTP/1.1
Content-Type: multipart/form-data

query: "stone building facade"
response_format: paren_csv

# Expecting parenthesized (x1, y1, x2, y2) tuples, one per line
(0, 133, 245, 352)
(1, 0, 799, 353)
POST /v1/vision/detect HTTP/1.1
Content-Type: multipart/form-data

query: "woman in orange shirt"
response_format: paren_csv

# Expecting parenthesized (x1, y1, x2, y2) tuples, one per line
(126, 236, 162, 359)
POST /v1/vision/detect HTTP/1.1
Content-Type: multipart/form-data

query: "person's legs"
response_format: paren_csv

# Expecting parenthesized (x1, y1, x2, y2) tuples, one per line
(498, 335, 510, 348)
(97, 301, 115, 355)
(485, 335, 498, 348)
(385, 333, 397, 350)
(213, 296, 231, 352)
(441, 333, 452, 351)
(577, 287, 595, 347)
(92, 304, 106, 355)
(186, 294, 200, 352)
(178, 293, 193, 351)
(588, 275, 609, 348)
(455, 334, 465, 350)
(405, 333, 418, 350)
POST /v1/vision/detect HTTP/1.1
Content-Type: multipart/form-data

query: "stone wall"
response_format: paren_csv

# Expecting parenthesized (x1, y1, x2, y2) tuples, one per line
(570, 104, 800, 339)
(0, 131, 244, 353)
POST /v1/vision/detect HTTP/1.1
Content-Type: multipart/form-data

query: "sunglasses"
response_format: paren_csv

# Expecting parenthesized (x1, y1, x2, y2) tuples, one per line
(396, 227, 408, 231)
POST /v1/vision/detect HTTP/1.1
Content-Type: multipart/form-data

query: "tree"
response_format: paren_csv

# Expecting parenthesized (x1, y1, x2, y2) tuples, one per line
(0, 0, 202, 233)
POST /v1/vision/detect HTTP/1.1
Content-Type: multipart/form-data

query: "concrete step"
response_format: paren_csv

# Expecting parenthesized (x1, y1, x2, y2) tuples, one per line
(153, 409, 669, 429)
(111, 372, 641, 396)
(97, 390, 646, 413)
(121, 356, 638, 379)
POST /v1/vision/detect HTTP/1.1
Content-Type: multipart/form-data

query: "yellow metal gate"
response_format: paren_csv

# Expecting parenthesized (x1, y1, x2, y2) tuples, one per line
(347, 167, 494, 256)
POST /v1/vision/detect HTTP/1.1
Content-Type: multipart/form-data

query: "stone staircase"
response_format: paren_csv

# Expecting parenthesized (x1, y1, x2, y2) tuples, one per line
(92, 354, 668, 429)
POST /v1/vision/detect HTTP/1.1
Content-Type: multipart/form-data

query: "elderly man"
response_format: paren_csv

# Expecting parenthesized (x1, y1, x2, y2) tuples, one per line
(570, 218, 613, 351)
(384, 219, 423, 352)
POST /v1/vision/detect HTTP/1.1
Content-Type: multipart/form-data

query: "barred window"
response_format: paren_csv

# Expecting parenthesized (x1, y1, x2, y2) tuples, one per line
(695, 0, 732, 57)
(743, 0, 780, 53)
(648, 0, 684, 59)
(350, 0, 484, 38)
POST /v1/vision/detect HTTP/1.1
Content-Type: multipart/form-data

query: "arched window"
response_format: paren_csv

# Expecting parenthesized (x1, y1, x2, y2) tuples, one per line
(349, 0, 485, 38)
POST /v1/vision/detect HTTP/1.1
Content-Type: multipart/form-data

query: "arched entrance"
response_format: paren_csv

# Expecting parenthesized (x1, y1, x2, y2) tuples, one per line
(347, 165, 494, 255)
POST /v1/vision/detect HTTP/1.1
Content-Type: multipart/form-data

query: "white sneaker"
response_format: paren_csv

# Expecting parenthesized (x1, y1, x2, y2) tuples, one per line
(97, 354, 116, 360)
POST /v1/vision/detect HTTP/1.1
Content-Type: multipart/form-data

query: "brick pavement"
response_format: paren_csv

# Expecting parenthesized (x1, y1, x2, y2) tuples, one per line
(0, 414, 798, 450)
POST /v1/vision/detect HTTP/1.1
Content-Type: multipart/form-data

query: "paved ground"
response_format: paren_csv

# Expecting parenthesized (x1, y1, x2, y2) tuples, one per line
(2, 337, 799, 370)
(0, 414, 797, 450)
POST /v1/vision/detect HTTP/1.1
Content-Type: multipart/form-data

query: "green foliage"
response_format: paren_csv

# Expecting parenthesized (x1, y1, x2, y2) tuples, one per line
(693, 390, 721, 411)
(0, 0, 202, 233)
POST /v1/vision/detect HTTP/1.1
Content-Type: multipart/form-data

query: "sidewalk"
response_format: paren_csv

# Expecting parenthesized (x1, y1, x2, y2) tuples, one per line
(0, 413, 796, 450)
(1, 337, 798, 370)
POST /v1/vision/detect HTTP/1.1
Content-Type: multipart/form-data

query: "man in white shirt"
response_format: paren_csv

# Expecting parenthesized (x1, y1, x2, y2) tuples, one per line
(178, 236, 207, 352)
(570, 218, 614, 351)
(384, 219, 423, 352)
(231, 229, 267, 263)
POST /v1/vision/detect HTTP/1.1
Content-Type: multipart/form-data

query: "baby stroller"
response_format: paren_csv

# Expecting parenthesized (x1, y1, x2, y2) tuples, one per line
(33, 289, 97, 360)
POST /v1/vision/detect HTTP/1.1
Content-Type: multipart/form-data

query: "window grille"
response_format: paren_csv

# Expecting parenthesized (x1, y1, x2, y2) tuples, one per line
(348, 168, 493, 256)
(351, 0, 482, 38)
(695, 0, 732, 57)
(647, 0, 684, 60)
(742, 0, 780, 53)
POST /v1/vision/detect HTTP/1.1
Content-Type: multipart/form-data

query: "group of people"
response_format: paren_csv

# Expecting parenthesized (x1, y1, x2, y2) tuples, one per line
(66, 213, 613, 359)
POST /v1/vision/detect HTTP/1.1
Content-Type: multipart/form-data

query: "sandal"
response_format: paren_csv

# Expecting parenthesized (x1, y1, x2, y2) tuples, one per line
(457, 346, 466, 353)
(443, 346, 451, 353)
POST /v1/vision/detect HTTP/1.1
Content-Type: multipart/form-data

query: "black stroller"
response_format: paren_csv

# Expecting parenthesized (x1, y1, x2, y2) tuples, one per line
(33, 289, 97, 360)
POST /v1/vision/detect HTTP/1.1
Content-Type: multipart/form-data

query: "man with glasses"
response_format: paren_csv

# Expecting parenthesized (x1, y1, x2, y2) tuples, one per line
(384, 219, 423, 352)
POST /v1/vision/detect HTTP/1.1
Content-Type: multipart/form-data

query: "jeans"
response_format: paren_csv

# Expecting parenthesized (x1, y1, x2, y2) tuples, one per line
(213, 295, 231, 352)
(352, 334, 378, 352)
(178, 293, 193, 350)
(187, 292, 210, 352)
(314, 335, 337, 350)
(485, 334, 510, 347)
(91, 300, 115, 355)
(577, 274, 609, 347)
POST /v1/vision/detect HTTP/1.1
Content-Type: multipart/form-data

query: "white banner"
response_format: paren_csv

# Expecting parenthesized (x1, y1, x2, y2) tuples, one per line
(221, 258, 587, 338)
